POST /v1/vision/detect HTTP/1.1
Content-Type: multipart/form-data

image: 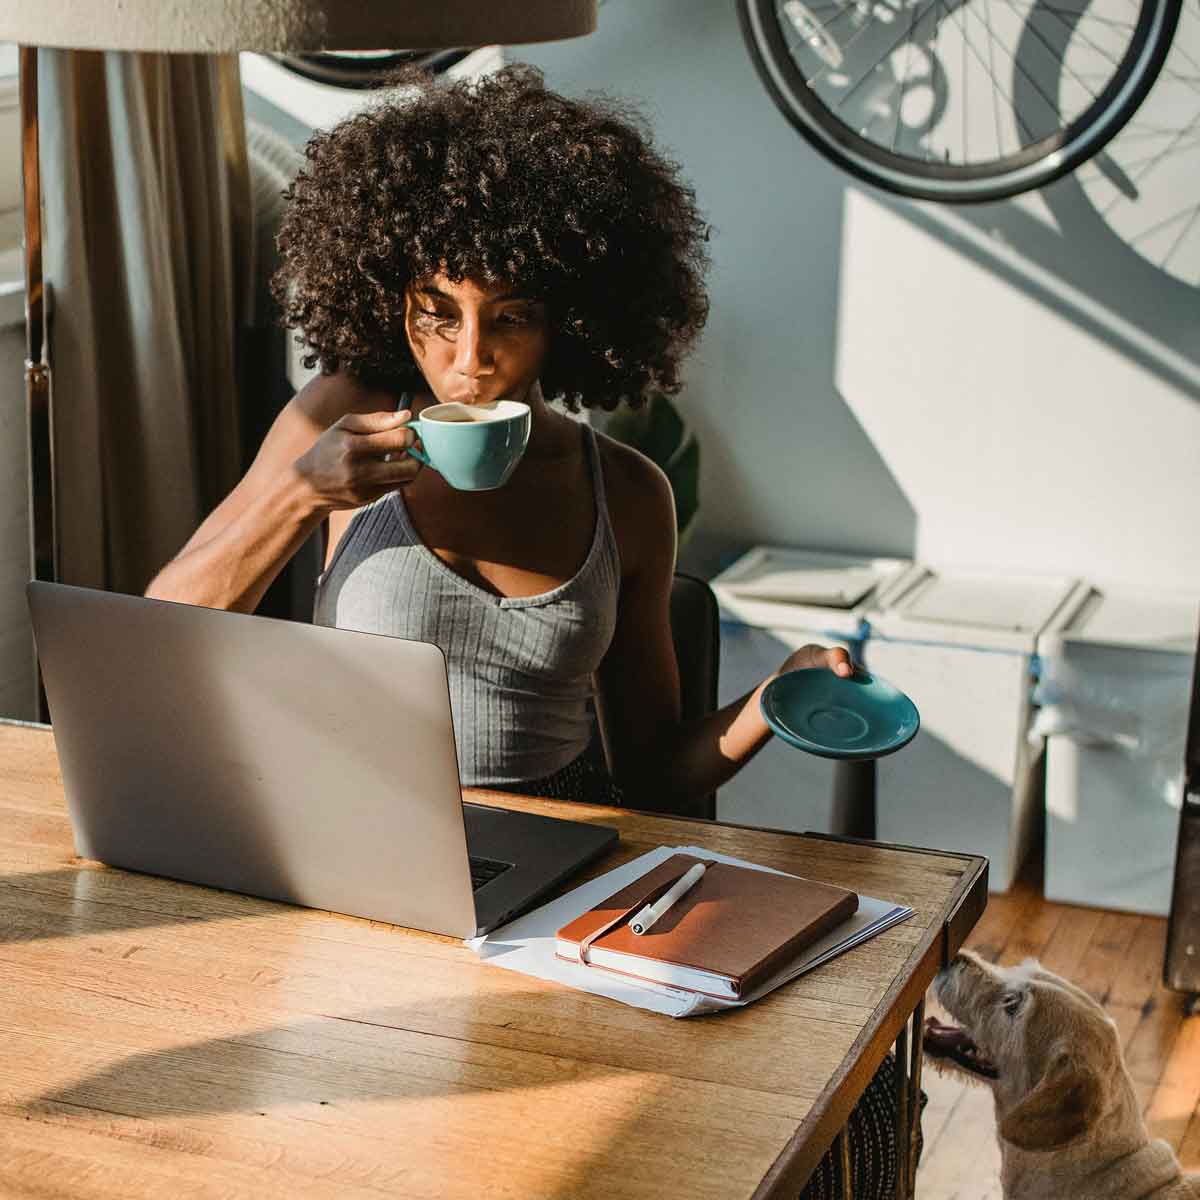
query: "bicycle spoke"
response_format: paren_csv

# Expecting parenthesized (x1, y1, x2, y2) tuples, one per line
(962, 0, 1059, 142)
(963, 0, 970, 160)
(1102, 121, 1199, 215)
(1161, 204, 1200, 270)
(1035, 3, 1131, 71)
(1114, 121, 1200, 136)
(847, 1, 929, 84)
(781, 0, 863, 77)
(984, 0, 1010, 157)
(1078, 131, 1200, 171)
(1039, 5, 1137, 27)
(1161, 33, 1200, 82)
(931, 0, 946, 158)
(1126, 201, 1200, 247)
(1150, 66, 1200, 103)
(957, 0, 1042, 143)
(825, 0, 939, 100)
(781, 1, 853, 59)
(780, 0, 855, 67)
(999, 0, 1104, 116)
(1063, 40, 1200, 102)
(890, 1, 926, 150)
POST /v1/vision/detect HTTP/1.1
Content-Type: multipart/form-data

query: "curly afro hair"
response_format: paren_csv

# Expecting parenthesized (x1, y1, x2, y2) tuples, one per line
(271, 64, 710, 411)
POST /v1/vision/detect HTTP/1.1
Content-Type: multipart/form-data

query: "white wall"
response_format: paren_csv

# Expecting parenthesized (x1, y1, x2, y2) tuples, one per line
(516, 0, 1200, 592)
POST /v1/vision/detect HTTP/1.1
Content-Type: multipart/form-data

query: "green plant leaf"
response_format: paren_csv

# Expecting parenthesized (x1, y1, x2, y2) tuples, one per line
(604, 393, 700, 547)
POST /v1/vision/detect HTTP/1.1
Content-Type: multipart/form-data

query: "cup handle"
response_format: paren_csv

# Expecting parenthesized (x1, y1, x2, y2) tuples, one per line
(404, 417, 430, 466)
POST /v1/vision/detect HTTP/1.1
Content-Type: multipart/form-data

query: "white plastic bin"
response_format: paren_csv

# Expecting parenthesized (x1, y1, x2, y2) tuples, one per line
(710, 546, 916, 834)
(864, 566, 1083, 891)
(1035, 586, 1199, 916)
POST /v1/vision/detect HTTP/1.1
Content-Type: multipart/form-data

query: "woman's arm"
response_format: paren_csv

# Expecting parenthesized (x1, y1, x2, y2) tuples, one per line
(145, 373, 423, 612)
(594, 444, 849, 808)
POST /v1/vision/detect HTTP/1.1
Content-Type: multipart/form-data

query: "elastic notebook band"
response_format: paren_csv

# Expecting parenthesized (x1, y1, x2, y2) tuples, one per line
(577, 875, 679, 964)
(576, 859, 717, 965)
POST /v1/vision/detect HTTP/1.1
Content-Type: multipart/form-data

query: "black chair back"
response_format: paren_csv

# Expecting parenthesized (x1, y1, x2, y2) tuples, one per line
(670, 573, 720, 719)
(586, 572, 721, 819)
(663, 572, 720, 820)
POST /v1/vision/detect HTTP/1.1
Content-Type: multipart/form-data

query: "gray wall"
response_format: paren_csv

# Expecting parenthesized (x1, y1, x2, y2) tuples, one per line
(516, 0, 1200, 592)
(519, 3, 918, 562)
(0, 319, 32, 720)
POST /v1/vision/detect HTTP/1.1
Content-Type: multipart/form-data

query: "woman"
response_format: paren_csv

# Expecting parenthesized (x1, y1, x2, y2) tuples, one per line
(147, 65, 915, 1196)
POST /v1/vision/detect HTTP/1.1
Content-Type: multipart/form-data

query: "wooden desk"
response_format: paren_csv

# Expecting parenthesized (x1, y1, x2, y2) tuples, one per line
(0, 721, 986, 1198)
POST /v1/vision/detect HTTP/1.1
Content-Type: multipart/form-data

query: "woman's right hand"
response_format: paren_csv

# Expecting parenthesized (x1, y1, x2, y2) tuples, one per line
(293, 408, 425, 513)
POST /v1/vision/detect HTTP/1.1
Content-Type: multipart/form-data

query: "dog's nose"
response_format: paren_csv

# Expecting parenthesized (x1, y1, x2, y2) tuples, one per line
(934, 954, 969, 991)
(933, 955, 963, 997)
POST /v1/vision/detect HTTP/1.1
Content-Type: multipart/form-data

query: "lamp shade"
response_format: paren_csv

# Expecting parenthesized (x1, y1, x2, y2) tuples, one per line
(0, 1, 596, 52)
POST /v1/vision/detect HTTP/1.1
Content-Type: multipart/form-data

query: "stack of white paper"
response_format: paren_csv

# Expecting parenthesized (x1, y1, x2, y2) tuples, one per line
(725, 565, 882, 607)
(466, 844, 913, 1018)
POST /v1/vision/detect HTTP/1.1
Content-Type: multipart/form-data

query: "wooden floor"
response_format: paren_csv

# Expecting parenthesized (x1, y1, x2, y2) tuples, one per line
(916, 867, 1200, 1199)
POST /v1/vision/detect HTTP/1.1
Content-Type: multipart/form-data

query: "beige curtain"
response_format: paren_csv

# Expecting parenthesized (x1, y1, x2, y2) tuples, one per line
(39, 49, 253, 595)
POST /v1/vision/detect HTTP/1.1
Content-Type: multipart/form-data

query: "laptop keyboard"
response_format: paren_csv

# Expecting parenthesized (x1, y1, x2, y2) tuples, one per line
(469, 855, 514, 891)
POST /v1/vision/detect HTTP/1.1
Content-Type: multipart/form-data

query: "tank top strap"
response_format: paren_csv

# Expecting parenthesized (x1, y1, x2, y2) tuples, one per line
(582, 422, 620, 580)
(582, 421, 607, 506)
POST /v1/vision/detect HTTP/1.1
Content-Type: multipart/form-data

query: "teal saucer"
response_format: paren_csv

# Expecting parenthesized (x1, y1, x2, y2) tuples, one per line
(760, 668, 920, 760)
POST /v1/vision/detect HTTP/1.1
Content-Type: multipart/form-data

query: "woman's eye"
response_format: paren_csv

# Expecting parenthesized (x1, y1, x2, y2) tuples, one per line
(498, 308, 536, 326)
(415, 308, 459, 325)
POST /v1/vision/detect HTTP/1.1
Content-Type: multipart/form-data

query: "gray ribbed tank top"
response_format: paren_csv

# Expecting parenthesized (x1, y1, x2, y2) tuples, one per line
(313, 423, 621, 787)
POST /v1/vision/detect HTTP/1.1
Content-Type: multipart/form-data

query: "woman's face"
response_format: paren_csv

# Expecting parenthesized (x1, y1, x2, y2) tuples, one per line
(404, 272, 549, 408)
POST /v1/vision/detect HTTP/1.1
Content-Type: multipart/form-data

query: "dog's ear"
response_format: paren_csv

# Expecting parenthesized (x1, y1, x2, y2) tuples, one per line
(998, 1052, 1103, 1152)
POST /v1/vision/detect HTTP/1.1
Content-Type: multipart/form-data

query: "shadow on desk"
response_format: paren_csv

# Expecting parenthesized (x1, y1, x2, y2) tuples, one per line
(17, 989, 761, 1200)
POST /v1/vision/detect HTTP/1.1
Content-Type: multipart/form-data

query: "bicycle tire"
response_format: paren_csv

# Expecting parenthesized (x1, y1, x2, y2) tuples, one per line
(738, 0, 1184, 202)
(272, 49, 473, 90)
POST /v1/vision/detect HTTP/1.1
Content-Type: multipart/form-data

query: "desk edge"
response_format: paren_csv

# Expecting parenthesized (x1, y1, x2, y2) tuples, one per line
(751, 850, 988, 1199)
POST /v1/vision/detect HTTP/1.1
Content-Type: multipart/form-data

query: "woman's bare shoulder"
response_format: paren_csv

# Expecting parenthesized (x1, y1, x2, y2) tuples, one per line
(592, 427, 677, 576)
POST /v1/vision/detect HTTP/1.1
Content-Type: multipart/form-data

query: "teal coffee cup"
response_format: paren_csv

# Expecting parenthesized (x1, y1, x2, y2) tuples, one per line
(404, 400, 531, 490)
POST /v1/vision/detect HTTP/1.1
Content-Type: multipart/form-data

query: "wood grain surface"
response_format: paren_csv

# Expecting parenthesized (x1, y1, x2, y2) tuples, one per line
(0, 721, 986, 1199)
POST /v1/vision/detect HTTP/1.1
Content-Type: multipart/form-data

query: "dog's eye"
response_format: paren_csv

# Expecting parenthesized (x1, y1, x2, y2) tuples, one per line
(1002, 991, 1025, 1016)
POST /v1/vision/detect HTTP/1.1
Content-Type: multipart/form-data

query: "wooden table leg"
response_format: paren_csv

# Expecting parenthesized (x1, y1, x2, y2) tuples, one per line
(893, 1020, 910, 1200)
(908, 999, 926, 1198)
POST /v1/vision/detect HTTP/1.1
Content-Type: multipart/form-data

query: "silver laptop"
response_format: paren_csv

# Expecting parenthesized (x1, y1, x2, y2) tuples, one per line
(27, 581, 618, 937)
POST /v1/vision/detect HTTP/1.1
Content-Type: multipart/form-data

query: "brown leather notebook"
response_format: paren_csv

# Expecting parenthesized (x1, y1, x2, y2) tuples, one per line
(555, 853, 859, 999)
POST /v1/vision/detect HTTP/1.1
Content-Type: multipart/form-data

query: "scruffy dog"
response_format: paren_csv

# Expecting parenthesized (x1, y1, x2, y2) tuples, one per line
(924, 950, 1199, 1200)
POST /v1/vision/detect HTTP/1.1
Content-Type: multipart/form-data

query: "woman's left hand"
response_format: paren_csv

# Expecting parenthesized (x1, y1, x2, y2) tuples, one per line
(778, 644, 855, 679)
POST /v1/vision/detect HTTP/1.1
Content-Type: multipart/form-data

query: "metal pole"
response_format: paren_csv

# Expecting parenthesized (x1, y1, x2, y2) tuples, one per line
(20, 44, 55, 721)
(836, 1127, 854, 1200)
(893, 1020, 910, 1200)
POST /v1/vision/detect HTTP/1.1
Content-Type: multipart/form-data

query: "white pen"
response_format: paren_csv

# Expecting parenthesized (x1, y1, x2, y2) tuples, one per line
(630, 863, 706, 935)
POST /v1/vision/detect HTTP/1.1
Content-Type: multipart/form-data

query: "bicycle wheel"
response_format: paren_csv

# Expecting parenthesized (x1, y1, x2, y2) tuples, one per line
(738, 0, 1184, 201)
